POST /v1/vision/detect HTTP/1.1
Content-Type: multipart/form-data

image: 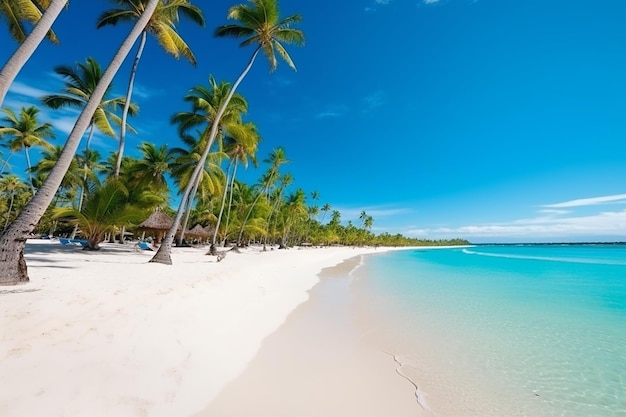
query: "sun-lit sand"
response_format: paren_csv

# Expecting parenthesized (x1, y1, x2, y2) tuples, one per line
(0, 240, 420, 417)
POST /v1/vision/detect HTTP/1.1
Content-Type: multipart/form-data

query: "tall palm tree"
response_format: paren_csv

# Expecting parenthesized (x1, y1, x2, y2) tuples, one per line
(165, 75, 247, 251)
(42, 56, 138, 237)
(97, 0, 205, 178)
(236, 147, 288, 247)
(125, 141, 176, 195)
(42, 56, 138, 150)
(217, 122, 259, 248)
(0, 106, 55, 192)
(320, 202, 331, 224)
(0, 0, 66, 106)
(0, 0, 160, 285)
(0, 0, 59, 44)
(150, 0, 304, 264)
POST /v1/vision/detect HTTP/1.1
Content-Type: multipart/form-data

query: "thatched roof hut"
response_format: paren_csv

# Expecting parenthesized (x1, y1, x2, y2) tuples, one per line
(185, 224, 210, 239)
(136, 211, 174, 243)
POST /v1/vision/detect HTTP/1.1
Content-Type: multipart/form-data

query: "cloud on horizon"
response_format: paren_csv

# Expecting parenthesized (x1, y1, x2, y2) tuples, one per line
(402, 193, 626, 242)
(543, 193, 626, 208)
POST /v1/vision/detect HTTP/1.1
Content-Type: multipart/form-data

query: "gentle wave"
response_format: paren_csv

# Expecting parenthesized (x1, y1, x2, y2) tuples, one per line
(462, 248, 626, 266)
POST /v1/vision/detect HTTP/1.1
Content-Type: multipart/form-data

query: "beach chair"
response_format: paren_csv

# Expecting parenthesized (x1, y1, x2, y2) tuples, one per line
(59, 238, 72, 245)
(137, 241, 153, 251)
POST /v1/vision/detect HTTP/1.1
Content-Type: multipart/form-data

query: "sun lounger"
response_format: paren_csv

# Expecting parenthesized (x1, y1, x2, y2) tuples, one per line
(137, 241, 153, 251)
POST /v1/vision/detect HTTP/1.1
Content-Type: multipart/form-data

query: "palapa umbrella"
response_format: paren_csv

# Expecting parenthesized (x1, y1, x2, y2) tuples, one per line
(136, 211, 174, 244)
(185, 224, 210, 241)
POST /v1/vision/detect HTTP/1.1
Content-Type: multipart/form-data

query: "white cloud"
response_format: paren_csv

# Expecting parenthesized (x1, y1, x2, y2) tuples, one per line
(404, 208, 626, 242)
(8, 81, 53, 99)
(543, 194, 626, 208)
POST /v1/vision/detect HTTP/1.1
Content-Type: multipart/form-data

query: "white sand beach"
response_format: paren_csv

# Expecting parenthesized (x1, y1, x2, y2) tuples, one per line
(0, 240, 421, 417)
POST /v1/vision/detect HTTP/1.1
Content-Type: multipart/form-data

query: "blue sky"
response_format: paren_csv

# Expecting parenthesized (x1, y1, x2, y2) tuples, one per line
(2, 0, 626, 243)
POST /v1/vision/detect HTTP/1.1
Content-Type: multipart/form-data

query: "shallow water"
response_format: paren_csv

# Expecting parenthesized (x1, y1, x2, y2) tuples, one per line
(352, 245, 626, 417)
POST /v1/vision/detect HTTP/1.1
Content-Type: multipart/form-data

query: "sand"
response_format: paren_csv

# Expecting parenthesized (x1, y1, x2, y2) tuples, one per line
(0, 240, 420, 417)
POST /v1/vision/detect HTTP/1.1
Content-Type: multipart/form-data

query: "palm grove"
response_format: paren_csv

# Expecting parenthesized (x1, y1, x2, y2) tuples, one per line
(0, 0, 469, 286)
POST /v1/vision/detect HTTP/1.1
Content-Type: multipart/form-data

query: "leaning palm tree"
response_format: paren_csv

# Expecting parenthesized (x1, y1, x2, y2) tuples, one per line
(0, 0, 59, 44)
(0, 0, 159, 285)
(41, 56, 138, 150)
(236, 147, 288, 247)
(151, 0, 304, 264)
(96, 0, 205, 178)
(0, 0, 66, 107)
(42, 56, 138, 238)
(0, 106, 55, 193)
(215, 122, 259, 249)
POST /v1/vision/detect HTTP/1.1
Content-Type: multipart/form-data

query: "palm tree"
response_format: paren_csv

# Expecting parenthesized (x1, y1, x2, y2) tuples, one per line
(53, 181, 144, 250)
(0, 0, 160, 285)
(42, 56, 138, 150)
(0, 175, 30, 230)
(217, 122, 259, 248)
(0, 0, 66, 106)
(320, 203, 331, 224)
(0, 0, 59, 44)
(280, 188, 306, 248)
(97, 0, 205, 178)
(150, 0, 304, 264)
(235, 147, 288, 248)
(0, 106, 55, 192)
(125, 142, 176, 195)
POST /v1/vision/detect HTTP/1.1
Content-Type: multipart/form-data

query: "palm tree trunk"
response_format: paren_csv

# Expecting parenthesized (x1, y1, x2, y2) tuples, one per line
(212, 159, 233, 249)
(222, 160, 238, 246)
(177, 167, 203, 246)
(114, 30, 147, 178)
(0, 0, 68, 107)
(151, 47, 262, 265)
(24, 147, 35, 194)
(0, 0, 159, 285)
(0, 152, 14, 175)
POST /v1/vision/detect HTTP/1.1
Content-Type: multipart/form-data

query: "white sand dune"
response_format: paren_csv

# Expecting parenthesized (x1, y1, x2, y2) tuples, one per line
(0, 240, 401, 417)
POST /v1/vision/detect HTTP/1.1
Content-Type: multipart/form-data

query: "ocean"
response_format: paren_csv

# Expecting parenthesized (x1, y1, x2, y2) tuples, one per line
(351, 245, 626, 417)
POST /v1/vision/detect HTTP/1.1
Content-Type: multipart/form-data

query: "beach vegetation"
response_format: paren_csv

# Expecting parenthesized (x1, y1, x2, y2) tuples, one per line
(0, 0, 68, 106)
(0, 106, 55, 193)
(96, 0, 205, 178)
(0, 0, 160, 285)
(0, 0, 471, 285)
(53, 180, 145, 250)
(149, 0, 305, 265)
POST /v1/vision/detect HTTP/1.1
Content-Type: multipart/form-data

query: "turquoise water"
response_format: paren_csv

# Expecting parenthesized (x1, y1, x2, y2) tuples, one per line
(352, 245, 626, 417)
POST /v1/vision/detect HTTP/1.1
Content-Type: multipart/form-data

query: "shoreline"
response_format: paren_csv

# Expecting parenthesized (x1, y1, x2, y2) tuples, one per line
(1, 239, 412, 417)
(197, 253, 430, 417)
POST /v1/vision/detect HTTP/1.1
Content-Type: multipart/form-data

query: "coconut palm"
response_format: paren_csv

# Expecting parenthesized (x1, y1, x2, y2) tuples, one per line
(279, 188, 306, 247)
(150, 0, 304, 264)
(125, 141, 176, 195)
(42, 56, 138, 150)
(0, 0, 159, 285)
(0, 0, 66, 106)
(167, 75, 248, 251)
(320, 202, 331, 224)
(30, 145, 81, 203)
(0, 174, 30, 230)
(0, 0, 59, 44)
(53, 180, 144, 250)
(171, 132, 227, 246)
(217, 122, 259, 248)
(97, 0, 205, 178)
(0, 106, 55, 192)
(235, 147, 288, 248)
